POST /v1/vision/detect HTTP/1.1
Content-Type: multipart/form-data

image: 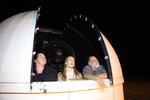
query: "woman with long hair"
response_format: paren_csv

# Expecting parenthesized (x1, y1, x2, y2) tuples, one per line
(57, 56, 82, 81)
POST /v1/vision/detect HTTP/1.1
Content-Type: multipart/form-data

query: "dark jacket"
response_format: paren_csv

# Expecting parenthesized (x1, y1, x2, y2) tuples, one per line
(32, 64, 58, 82)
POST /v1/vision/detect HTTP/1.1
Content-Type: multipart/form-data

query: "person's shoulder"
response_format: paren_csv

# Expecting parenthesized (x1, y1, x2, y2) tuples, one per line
(99, 64, 105, 69)
(83, 65, 90, 69)
(83, 65, 91, 71)
(46, 65, 57, 72)
(57, 72, 63, 81)
(98, 65, 106, 72)
(57, 72, 62, 76)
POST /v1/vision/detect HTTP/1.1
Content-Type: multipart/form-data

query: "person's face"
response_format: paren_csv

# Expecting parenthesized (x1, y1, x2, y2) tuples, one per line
(36, 53, 47, 65)
(65, 56, 75, 68)
(89, 56, 99, 69)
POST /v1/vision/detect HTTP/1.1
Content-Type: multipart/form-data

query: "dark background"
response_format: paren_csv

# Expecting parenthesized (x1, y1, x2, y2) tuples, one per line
(1, 0, 149, 81)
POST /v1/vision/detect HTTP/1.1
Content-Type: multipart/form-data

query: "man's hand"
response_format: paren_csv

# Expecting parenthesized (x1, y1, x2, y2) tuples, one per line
(95, 76, 105, 88)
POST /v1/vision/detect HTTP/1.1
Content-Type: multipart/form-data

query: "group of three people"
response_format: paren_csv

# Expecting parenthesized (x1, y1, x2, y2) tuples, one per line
(32, 51, 107, 87)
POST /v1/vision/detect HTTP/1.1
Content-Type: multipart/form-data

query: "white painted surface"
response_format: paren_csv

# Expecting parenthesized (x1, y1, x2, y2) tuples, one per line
(0, 11, 37, 92)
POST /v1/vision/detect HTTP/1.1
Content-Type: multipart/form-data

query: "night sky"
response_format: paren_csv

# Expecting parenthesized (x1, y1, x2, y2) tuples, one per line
(0, 0, 149, 80)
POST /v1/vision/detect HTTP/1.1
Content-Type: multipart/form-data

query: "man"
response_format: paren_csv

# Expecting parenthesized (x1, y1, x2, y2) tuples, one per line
(32, 52, 58, 82)
(82, 56, 107, 87)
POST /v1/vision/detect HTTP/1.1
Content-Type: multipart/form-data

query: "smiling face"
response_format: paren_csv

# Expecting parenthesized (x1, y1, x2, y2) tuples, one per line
(88, 56, 99, 69)
(65, 56, 75, 68)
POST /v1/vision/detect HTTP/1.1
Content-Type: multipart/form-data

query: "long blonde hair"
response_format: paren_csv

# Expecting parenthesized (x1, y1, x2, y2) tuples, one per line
(60, 56, 82, 80)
